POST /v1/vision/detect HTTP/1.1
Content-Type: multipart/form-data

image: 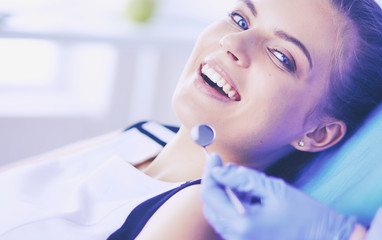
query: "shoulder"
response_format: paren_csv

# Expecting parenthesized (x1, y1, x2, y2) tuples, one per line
(136, 183, 222, 240)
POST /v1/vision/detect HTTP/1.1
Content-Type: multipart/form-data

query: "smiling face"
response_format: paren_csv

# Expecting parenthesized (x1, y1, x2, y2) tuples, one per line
(172, 0, 348, 164)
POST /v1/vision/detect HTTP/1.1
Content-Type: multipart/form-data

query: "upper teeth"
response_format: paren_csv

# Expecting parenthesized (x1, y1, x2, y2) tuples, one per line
(201, 64, 238, 100)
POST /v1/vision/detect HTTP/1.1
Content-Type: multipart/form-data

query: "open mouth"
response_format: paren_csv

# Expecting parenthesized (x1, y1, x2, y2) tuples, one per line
(201, 64, 241, 101)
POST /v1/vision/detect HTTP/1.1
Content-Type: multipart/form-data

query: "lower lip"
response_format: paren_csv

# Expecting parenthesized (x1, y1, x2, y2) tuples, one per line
(193, 72, 233, 103)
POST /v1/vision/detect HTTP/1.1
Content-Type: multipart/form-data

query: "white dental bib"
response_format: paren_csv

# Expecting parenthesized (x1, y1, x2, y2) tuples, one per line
(0, 121, 179, 240)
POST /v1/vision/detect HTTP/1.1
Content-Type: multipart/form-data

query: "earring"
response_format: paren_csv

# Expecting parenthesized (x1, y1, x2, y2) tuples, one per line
(298, 140, 305, 147)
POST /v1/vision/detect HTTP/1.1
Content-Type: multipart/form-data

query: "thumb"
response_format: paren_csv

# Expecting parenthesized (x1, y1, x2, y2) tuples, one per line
(206, 153, 223, 171)
(202, 152, 223, 183)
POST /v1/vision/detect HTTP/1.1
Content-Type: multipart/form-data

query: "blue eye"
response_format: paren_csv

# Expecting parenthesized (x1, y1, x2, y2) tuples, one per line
(230, 12, 249, 30)
(269, 48, 296, 73)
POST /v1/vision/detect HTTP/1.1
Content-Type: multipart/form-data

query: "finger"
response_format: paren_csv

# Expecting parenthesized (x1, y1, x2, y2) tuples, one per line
(210, 165, 270, 198)
(201, 153, 223, 192)
(203, 206, 237, 232)
(203, 152, 223, 177)
(203, 205, 218, 225)
(201, 185, 238, 219)
(201, 153, 226, 204)
(201, 153, 237, 217)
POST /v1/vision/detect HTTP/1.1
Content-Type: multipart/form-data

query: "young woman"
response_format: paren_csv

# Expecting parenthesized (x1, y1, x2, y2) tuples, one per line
(131, 0, 382, 238)
(1, 0, 381, 239)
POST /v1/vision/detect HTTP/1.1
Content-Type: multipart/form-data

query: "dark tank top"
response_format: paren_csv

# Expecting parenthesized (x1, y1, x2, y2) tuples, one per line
(108, 179, 201, 240)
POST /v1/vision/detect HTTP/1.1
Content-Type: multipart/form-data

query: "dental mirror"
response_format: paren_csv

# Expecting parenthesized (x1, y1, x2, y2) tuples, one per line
(191, 124, 216, 157)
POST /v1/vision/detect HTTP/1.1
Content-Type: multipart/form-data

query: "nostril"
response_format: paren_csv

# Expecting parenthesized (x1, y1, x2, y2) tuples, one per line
(227, 51, 239, 61)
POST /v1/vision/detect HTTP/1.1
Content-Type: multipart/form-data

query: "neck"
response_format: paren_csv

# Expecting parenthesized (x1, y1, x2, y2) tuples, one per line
(143, 125, 294, 182)
(143, 126, 207, 182)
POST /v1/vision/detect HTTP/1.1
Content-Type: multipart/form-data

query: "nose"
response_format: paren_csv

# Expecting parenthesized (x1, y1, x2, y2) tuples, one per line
(219, 31, 254, 68)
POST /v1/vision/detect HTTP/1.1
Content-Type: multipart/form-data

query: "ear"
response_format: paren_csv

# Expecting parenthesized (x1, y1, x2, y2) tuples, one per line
(291, 120, 347, 152)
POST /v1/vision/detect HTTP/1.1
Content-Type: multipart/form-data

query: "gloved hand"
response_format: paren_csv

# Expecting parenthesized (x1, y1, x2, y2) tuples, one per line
(366, 208, 382, 240)
(201, 153, 357, 240)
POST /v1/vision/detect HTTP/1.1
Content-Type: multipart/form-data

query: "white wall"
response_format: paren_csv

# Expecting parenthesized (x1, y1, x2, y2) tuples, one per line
(0, 44, 193, 166)
(0, 23, 201, 164)
(0, 0, 223, 166)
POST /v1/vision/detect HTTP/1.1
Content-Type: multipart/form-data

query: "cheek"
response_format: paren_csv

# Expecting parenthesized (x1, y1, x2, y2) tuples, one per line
(235, 86, 311, 145)
(175, 23, 223, 86)
(172, 22, 233, 125)
(171, 79, 197, 127)
(186, 20, 230, 61)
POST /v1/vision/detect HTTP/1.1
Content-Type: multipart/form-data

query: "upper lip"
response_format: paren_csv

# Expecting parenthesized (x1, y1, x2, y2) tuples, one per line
(200, 58, 241, 101)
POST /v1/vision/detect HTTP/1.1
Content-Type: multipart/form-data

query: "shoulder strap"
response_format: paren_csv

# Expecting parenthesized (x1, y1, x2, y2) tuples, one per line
(108, 179, 201, 240)
(123, 121, 179, 147)
(119, 121, 179, 165)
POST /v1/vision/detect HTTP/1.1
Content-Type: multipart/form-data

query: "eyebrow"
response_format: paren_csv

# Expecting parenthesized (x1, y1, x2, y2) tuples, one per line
(275, 30, 313, 69)
(240, 0, 313, 69)
(242, 0, 257, 17)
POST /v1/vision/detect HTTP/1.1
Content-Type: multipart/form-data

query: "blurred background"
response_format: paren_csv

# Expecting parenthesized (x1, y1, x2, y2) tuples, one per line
(0, 0, 233, 165)
(0, 0, 381, 166)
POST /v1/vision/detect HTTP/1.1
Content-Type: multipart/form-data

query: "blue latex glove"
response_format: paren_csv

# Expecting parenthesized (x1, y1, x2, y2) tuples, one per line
(201, 153, 357, 240)
(366, 208, 382, 240)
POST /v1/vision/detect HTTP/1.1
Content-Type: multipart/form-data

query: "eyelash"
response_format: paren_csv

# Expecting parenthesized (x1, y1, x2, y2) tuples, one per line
(268, 48, 297, 73)
(229, 11, 297, 73)
(229, 12, 249, 30)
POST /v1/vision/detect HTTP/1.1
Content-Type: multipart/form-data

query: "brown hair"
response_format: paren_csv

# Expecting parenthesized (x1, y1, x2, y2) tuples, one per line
(324, 0, 382, 139)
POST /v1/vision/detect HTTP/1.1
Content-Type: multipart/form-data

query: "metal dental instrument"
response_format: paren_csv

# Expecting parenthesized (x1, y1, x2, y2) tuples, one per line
(191, 124, 246, 215)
